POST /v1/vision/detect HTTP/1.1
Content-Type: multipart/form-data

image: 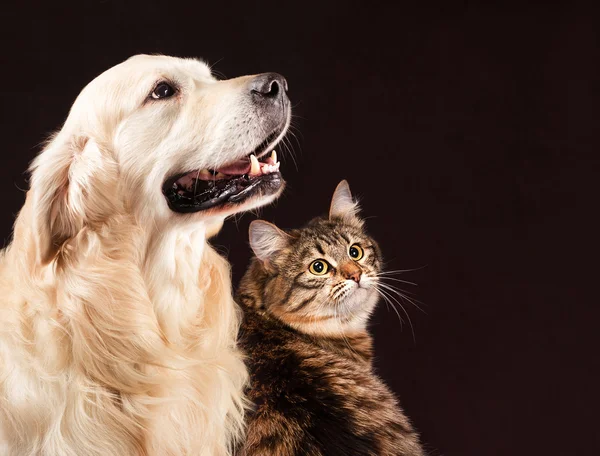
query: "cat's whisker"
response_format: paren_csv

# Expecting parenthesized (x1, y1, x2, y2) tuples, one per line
(374, 279, 421, 298)
(376, 270, 413, 275)
(363, 274, 417, 294)
(397, 292, 426, 313)
(365, 276, 421, 299)
(379, 294, 393, 318)
(375, 286, 416, 343)
(377, 283, 425, 310)
(331, 283, 352, 303)
(372, 279, 422, 304)
(377, 266, 427, 274)
(377, 291, 405, 328)
(331, 282, 346, 295)
(373, 275, 418, 287)
(375, 282, 426, 313)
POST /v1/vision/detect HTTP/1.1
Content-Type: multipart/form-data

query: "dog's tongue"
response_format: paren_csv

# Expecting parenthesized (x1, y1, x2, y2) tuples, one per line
(217, 157, 251, 175)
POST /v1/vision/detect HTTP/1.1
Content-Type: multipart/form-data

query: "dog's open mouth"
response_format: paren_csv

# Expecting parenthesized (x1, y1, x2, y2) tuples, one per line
(162, 146, 284, 213)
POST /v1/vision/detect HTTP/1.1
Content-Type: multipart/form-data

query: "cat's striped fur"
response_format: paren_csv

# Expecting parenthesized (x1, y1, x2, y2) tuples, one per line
(236, 181, 424, 456)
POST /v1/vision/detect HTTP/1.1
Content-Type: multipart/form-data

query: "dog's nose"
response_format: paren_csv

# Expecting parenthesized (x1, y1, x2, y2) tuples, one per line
(250, 73, 288, 100)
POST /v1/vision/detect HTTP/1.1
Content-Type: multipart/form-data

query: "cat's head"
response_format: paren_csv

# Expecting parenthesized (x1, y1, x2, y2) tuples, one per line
(243, 180, 382, 335)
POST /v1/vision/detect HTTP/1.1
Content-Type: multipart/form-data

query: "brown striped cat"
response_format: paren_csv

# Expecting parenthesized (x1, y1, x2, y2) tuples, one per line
(236, 180, 424, 456)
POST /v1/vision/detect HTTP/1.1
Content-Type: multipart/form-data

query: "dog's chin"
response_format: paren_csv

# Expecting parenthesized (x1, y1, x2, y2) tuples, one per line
(197, 177, 285, 220)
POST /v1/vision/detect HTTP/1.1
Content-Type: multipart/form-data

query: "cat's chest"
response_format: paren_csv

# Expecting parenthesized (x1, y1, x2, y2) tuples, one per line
(242, 316, 372, 394)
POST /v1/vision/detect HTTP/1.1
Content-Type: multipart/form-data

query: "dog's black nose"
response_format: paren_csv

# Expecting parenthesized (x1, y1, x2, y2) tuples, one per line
(250, 73, 288, 99)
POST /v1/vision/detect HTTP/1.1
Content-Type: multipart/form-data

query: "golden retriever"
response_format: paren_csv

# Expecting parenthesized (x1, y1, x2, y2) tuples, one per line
(0, 54, 290, 455)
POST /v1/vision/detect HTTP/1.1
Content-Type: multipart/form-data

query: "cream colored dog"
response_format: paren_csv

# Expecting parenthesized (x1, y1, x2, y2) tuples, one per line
(0, 54, 290, 456)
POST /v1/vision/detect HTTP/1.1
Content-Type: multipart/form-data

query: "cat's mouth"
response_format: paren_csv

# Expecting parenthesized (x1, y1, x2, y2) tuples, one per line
(162, 150, 283, 213)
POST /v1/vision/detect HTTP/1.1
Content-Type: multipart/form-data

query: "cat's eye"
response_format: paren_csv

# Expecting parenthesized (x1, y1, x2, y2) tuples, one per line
(309, 260, 329, 275)
(349, 244, 364, 260)
(151, 82, 176, 100)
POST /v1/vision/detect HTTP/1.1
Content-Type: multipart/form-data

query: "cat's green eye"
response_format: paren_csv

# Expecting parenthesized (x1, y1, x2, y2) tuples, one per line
(309, 260, 329, 275)
(349, 244, 364, 260)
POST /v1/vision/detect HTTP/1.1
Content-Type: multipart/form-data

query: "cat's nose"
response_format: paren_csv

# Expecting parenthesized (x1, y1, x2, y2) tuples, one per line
(347, 272, 361, 283)
(341, 264, 361, 283)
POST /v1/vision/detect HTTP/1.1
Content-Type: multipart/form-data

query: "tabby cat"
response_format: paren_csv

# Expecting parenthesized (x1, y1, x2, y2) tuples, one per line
(236, 180, 424, 456)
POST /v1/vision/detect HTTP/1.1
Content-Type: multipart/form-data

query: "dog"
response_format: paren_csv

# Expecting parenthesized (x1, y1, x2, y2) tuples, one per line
(0, 54, 290, 456)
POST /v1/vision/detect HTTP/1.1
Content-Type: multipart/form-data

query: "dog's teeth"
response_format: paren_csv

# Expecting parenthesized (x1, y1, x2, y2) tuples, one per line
(250, 154, 260, 175)
(262, 162, 280, 174)
(265, 150, 278, 165)
(198, 169, 213, 179)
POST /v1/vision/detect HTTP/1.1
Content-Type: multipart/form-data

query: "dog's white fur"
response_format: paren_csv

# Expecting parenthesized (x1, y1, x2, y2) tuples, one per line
(0, 55, 288, 455)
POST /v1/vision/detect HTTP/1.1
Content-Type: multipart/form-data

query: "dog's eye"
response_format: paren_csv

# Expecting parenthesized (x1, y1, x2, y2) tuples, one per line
(151, 82, 176, 100)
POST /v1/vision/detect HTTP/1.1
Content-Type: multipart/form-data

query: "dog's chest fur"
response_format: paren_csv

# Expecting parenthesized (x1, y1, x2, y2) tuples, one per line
(0, 216, 246, 456)
(143, 227, 247, 455)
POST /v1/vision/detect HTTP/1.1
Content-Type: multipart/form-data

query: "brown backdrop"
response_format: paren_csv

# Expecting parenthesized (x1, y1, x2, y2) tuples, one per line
(1, 2, 597, 455)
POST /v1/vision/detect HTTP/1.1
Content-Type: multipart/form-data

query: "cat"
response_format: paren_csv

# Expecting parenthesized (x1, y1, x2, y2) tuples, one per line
(236, 180, 425, 456)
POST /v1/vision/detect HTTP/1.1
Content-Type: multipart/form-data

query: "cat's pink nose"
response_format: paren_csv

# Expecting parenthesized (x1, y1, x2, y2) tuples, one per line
(341, 263, 362, 283)
(347, 272, 361, 283)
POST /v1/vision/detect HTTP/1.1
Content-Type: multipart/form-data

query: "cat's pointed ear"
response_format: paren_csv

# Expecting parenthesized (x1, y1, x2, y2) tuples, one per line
(329, 180, 363, 226)
(249, 220, 291, 264)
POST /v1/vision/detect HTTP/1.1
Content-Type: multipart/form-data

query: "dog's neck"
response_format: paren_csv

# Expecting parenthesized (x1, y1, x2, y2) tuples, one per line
(144, 224, 207, 340)
(141, 219, 239, 351)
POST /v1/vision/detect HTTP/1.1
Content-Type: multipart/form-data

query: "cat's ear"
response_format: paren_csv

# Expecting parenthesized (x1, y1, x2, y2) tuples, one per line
(329, 180, 363, 226)
(249, 220, 291, 264)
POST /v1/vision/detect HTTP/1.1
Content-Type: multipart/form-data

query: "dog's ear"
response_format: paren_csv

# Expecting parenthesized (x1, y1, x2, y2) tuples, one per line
(248, 220, 291, 266)
(329, 180, 363, 227)
(29, 135, 115, 264)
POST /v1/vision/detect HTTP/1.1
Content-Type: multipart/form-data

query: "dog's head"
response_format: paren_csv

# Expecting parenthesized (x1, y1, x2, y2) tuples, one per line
(28, 54, 290, 263)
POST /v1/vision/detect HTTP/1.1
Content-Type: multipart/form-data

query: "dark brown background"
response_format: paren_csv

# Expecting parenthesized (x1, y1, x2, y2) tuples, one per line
(1, 1, 598, 455)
